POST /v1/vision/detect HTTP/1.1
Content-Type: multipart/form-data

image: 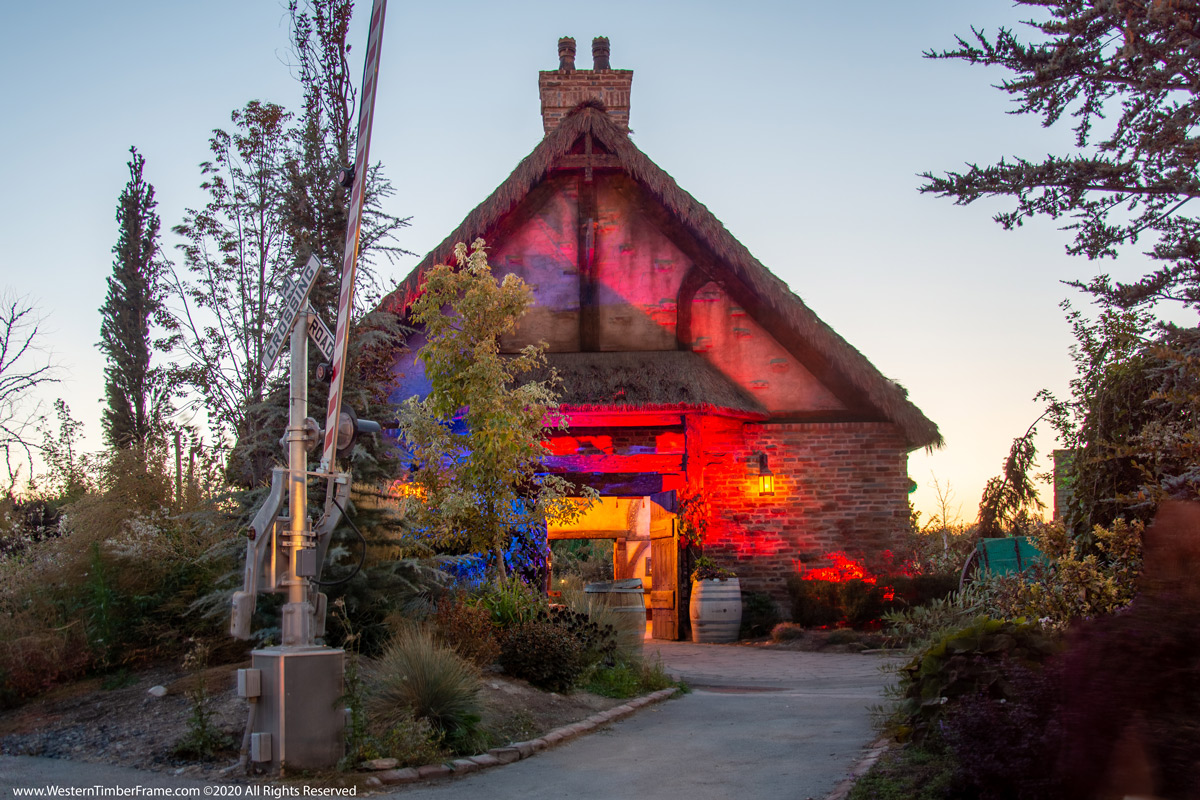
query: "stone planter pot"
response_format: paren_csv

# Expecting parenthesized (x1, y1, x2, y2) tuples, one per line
(689, 577, 742, 643)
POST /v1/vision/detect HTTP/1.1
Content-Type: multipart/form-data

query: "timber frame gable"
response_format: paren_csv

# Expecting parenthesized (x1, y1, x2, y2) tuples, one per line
(382, 102, 940, 450)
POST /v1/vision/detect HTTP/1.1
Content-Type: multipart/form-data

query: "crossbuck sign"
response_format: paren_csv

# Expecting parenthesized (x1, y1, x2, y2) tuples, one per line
(260, 255, 324, 374)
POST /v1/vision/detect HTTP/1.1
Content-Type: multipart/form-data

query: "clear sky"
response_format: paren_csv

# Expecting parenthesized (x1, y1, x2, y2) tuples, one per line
(0, 1, 1153, 523)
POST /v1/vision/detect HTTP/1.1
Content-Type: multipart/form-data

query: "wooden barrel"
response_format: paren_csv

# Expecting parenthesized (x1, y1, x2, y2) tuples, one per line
(689, 577, 742, 643)
(584, 579, 646, 656)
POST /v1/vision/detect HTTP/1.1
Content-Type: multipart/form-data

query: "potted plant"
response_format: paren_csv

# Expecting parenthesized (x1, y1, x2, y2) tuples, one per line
(689, 556, 742, 643)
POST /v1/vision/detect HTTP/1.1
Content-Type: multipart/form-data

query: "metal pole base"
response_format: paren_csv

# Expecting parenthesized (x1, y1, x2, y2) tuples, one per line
(281, 601, 314, 647)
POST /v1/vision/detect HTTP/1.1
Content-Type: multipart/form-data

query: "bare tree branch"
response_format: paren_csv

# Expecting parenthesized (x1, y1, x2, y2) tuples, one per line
(0, 292, 59, 488)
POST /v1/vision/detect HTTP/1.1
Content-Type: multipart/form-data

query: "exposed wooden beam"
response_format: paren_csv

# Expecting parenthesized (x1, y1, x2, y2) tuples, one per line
(544, 453, 683, 473)
(552, 153, 622, 170)
(553, 472, 666, 496)
(577, 167, 600, 351)
(482, 177, 568, 261)
(548, 529, 633, 540)
(561, 411, 684, 428)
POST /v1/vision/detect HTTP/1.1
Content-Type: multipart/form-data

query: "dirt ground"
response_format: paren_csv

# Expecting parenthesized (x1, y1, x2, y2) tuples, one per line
(0, 659, 625, 782)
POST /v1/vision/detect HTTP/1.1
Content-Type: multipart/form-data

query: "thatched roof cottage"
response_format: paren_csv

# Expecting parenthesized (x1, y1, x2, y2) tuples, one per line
(382, 37, 941, 638)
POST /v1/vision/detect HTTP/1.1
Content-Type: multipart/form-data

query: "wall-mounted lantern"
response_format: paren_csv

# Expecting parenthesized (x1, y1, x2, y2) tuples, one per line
(757, 452, 775, 496)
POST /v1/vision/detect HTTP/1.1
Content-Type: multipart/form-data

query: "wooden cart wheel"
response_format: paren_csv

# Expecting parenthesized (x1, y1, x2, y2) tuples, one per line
(958, 548, 981, 593)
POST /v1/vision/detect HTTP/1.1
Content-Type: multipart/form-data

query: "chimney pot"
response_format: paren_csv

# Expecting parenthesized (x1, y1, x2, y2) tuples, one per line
(592, 36, 611, 70)
(558, 37, 576, 71)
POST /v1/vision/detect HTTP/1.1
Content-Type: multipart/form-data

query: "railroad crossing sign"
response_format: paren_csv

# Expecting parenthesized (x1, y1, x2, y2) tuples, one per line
(278, 276, 336, 362)
(306, 302, 335, 361)
(260, 254, 323, 374)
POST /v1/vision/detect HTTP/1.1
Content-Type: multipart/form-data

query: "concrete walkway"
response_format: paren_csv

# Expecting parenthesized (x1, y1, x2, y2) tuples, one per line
(381, 642, 898, 800)
(1, 643, 897, 800)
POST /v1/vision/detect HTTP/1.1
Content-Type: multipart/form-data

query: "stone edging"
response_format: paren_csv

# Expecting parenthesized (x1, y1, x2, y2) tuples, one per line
(364, 687, 680, 787)
(822, 737, 891, 800)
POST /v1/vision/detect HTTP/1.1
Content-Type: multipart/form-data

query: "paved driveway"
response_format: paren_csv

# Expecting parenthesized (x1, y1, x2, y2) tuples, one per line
(1, 643, 897, 800)
(382, 642, 898, 800)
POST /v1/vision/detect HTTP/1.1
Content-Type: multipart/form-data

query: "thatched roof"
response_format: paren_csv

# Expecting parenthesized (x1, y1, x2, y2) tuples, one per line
(382, 102, 941, 450)
(530, 351, 768, 418)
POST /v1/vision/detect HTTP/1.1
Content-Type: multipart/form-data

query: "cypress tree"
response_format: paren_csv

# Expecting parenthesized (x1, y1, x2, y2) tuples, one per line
(100, 147, 164, 450)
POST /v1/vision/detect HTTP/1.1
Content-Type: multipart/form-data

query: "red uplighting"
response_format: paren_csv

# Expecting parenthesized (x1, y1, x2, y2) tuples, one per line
(798, 551, 877, 584)
(796, 551, 896, 601)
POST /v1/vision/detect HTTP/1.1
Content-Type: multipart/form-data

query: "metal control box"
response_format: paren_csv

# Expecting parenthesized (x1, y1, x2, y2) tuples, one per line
(237, 668, 262, 698)
(250, 732, 272, 763)
(251, 646, 344, 771)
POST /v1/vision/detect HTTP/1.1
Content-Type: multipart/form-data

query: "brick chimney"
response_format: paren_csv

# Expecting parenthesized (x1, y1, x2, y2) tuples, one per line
(538, 36, 633, 135)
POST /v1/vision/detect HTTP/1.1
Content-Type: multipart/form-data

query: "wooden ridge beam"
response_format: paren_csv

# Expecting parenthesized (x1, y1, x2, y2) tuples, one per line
(552, 153, 622, 170)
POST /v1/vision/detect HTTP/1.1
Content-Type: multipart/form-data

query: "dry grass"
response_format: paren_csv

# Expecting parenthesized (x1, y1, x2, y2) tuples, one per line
(367, 628, 482, 738)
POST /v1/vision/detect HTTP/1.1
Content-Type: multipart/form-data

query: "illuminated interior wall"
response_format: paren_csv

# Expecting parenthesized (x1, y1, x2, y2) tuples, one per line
(547, 495, 648, 537)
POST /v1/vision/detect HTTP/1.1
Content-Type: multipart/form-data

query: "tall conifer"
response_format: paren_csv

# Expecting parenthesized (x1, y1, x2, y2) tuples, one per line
(100, 147, 164, 450)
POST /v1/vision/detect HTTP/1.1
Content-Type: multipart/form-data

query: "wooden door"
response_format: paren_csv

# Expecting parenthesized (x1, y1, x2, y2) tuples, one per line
(648, 491, 679, 640)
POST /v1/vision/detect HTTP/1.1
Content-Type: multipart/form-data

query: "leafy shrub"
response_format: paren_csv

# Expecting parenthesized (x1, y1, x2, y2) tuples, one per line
(471, 574, 545, 627)
(433, 596, 500, 668)
(899, 518, 979, 577)
(0, 475, 233, 704)
(690, 555, 734, 582)
(0, 626, 93, 708)
(557, 586, 639, 658)
(839, 579, 885, 626)
(1053, 596, 1200, 800)
(786, 577, 840, 627)
(941, 662, 1065, 800)
(888, 574, 960, 609)
(371, 713, 446, 767)
(740, 591, 781, 638)
(894, 616, 1060, 742)
(787, 577, 892, 627)
(583, 654, 675, 699)
(369, 628, 483, 750)
(882, 587, 982, 651)
(975, 519, 1143, 626)
(498, 618, 586, 691)
(546, 606, 617, 667)
(770, 622, 805, 642)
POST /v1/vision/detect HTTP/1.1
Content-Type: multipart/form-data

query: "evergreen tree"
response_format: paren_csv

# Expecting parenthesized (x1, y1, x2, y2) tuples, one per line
(925, 3, 1200, 521)
(921, 2, 1200, 314)
(100, 147, 165, 451)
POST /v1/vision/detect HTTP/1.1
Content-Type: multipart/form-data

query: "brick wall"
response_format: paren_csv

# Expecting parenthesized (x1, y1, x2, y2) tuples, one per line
(700, 421, 911, 615)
